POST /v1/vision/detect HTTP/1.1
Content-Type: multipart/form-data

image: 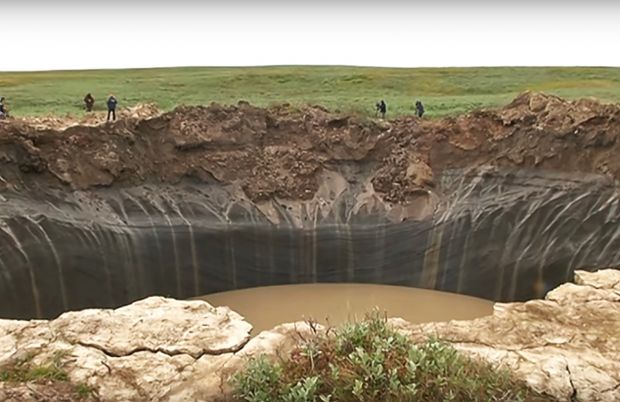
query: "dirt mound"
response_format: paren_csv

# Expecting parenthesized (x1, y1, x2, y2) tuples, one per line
(3, 103, 162, 131)
(422, 91, 620, 176)
(0, 93, 618, 203)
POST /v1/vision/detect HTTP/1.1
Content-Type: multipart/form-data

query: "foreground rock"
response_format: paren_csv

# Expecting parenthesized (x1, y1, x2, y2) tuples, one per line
(0, 297, 253, 401)
(392, 269, 620, 402)
(1, 269, 619, 401)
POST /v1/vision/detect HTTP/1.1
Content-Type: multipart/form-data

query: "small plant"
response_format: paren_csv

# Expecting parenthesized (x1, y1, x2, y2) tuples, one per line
(0, 352, 68, 383)
(76, 383, 95, 398)
(231, 312, 556, 402)
(0, 352, 99, 400)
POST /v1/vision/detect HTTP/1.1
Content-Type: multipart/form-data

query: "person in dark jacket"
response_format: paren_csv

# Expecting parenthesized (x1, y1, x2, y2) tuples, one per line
(375, 100, 387, 119)
(415, 100, 425, 118)
(106, 94, 118, 121)
(84, 93, 95, 112)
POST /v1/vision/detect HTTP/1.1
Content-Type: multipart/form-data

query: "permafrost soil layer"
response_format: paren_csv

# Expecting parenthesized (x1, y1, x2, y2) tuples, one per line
(1, 92, 620, 319)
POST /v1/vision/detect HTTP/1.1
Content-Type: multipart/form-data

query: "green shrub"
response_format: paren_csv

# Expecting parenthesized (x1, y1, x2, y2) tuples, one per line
(231, 313, 556, 402)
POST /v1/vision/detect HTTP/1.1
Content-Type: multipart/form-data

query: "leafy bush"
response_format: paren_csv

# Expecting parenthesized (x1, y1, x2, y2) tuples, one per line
(232, 313, 555, 402)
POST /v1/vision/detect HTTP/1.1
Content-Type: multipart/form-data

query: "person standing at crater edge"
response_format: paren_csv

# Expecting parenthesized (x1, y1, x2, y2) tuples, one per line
(106, 94, 118, 121)
(84, 93, 95, 112)
(376, 99, 387, 119)
(0, 97, 6, 119)
(415, 100, 425, 118)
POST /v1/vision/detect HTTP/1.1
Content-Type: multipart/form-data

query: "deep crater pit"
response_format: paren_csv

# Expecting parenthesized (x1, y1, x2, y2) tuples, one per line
(1, 92, 620, 322)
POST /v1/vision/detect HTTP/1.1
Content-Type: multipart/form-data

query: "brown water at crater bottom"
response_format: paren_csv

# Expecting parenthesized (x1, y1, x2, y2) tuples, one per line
(199, 283, 494, 334)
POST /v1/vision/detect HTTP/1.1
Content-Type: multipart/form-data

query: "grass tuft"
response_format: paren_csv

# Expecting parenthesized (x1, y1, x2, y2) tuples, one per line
(0, 352, 98, 400)
(75, 382, 95, 398)
(0, 352, 68, 383)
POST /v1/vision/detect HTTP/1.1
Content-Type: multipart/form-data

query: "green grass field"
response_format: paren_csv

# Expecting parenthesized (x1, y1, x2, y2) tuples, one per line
(1, 66, 619, 118)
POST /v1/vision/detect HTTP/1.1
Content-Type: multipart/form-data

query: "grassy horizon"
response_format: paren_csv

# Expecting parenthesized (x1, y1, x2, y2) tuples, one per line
(1, 66, 619, 117)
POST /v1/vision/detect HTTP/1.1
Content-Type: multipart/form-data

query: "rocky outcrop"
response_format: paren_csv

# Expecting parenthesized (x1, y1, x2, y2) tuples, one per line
(0, 297, 254, 401)
(1, 269, 619, 401)
(393, 268, 620, 402)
